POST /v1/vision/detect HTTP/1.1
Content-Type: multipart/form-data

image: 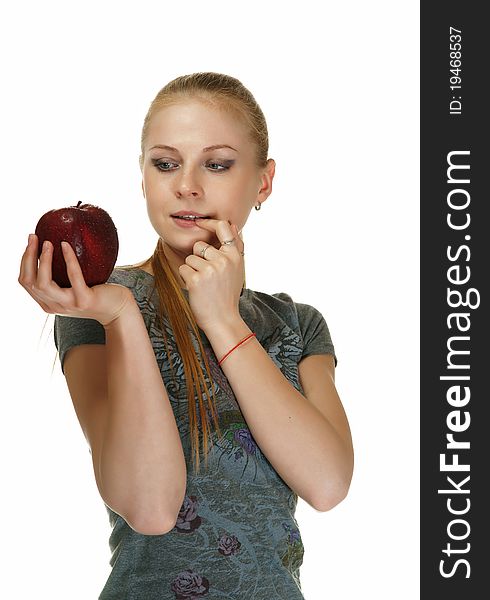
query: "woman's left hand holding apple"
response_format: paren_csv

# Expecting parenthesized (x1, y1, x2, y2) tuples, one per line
(179, 219, 245, 333)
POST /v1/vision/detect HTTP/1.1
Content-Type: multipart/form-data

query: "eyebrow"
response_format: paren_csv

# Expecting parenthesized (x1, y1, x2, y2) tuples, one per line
(148, 144, 238, 153)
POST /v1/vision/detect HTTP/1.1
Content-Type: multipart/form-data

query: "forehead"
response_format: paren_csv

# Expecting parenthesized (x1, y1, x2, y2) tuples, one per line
(145, 100, 251, 152)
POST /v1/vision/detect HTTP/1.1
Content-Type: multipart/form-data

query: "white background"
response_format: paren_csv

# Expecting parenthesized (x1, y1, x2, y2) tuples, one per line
(1, 1, 419, 598)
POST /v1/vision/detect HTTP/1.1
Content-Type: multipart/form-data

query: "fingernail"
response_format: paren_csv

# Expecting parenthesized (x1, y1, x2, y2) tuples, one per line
(43, 240, 50, 252)
(27, 234, 33, 246)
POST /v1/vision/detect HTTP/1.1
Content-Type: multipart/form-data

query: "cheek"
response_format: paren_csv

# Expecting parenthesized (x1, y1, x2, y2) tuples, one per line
(143, 177, 171, 209)
(144, 173, 164, 194)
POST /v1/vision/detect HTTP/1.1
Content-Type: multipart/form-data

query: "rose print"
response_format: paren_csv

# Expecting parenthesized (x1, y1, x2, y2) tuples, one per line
(233, 428, 257, 455)
(212, 421, 261, 480)
(170, 569, 210, 599)
(218, 533, 241, 556)
(175, 495, 202, 533)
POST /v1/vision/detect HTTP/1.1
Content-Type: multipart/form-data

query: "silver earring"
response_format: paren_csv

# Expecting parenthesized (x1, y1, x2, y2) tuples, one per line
(255, 202, 261, 211)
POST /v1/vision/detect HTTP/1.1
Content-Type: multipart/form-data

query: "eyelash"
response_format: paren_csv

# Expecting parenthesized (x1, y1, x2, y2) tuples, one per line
(152, 160, 232, 173)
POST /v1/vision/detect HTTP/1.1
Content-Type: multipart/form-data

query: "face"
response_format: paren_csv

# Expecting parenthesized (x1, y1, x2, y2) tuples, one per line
(140, 100, 274, 269)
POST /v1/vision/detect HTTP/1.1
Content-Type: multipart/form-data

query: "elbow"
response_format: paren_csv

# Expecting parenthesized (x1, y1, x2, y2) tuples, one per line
(118, 491, 185, 536)
(312, 447, 354, 512)
(101, 495, 179, 536)
(311, 473, 353, 513)
(125, 492, 186, 536)
(127, 510, 179, 536)
(312, 487, 349, 512)
(104, 479, 187, 536)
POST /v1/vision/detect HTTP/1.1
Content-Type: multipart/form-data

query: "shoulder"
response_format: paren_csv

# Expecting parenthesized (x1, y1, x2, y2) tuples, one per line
(244, 288, 297, 317)
(106, 266, 157, 307)
(243, 288, 337, 365)
(244, 288, 322, 329)
(241, 288, 299, 332)
(53, 267, 156, 371)
(107, 266, 158, 328)
(107, 266, 154, 294)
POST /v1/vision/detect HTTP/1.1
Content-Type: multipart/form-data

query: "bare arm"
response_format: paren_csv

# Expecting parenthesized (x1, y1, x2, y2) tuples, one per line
(178, 219, 352, 510)
(64, 298, 187, 535)
(203, 316, 353, 512)
(19, 235, 187, 535)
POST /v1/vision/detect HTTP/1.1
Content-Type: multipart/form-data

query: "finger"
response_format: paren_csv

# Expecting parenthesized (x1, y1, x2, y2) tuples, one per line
(19, 234, 39, 288)
(216, 221, 242, 257)
(216, 220, 237, 249)
(195, 218, 240, 255)
(36, 239, 55, 289)
(178, 263, 194, 288)
(194, 218, 234, 247)
(194, 218, 232, 239)
(192, 241, 221, 262)
(186, 252, 223, 274)
(61, 241, 89, 294)
(193, 217, 220, 234)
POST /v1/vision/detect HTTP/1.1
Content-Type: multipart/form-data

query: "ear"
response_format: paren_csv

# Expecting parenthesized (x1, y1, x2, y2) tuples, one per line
(257, 158, 276, 202)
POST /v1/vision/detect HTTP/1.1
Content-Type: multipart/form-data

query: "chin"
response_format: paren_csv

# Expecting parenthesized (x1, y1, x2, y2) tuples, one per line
(163, 233, 209, 254)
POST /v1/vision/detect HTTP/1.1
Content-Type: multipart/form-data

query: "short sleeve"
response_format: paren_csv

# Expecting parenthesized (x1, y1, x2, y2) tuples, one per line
(295, 302, 338, 367)
(54, 315, 106, 374)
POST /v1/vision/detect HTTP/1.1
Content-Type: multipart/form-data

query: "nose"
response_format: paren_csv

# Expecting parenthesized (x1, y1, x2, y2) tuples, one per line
(174, 167, 203, 199)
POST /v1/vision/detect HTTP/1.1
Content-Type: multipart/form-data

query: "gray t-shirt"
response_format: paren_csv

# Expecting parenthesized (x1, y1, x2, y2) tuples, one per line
(54, 267, 337, 600)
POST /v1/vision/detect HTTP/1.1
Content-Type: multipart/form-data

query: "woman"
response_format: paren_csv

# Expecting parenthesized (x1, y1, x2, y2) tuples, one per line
(19, 72, 353, 600)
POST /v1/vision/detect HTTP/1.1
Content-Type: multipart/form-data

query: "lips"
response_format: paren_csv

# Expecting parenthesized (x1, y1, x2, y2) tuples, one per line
(171, 212, 212, 229)
(171, 211, 210, 219)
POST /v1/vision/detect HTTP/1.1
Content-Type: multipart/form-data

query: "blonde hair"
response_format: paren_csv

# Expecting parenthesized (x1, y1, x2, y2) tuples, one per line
(129, 73, 269, 474)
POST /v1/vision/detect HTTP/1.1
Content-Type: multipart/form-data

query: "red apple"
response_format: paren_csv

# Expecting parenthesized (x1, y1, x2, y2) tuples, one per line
(35, 201, 119, 287)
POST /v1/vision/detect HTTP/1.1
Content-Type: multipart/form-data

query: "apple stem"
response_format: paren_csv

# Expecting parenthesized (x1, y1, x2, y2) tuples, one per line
(76, 200, 82, 208)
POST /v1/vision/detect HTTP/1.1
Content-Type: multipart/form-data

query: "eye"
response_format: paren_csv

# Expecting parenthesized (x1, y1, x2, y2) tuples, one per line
(207, 160, 234, 172)
(154, 160, 178, 172)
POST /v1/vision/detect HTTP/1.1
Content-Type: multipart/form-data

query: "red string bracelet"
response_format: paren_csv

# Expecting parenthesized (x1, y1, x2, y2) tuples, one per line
(218, 332, 256, 366)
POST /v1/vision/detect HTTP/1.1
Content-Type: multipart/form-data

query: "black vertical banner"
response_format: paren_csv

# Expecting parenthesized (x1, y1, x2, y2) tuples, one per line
(421, 2, 488, 598)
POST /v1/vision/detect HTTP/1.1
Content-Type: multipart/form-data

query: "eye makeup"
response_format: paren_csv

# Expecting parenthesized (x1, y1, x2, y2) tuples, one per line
(151, 158, 235, 172)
